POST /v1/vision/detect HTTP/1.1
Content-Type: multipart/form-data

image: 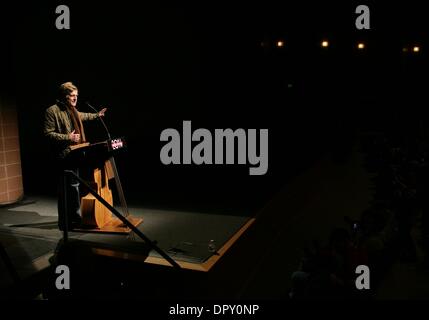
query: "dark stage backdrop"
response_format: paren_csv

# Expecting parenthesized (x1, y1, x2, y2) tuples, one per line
(3, 1, 429, 214)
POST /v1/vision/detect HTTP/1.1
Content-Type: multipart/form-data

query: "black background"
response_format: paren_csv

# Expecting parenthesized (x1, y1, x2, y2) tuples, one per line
(2, 1, 428, 215)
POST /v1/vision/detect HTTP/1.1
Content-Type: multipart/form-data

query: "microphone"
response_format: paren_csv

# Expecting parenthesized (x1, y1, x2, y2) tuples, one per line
(85, 102, 112, 140)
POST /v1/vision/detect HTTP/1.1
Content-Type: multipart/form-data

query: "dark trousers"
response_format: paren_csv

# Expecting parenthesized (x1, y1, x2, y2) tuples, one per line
(57, 165, 81, 230)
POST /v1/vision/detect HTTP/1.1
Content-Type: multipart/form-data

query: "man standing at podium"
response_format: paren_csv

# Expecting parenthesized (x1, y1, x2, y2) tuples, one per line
(44, 82, 107, 230)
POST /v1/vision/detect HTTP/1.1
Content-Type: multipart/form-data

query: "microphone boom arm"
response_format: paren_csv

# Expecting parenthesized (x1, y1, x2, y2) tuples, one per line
(86, 102, 112, 140)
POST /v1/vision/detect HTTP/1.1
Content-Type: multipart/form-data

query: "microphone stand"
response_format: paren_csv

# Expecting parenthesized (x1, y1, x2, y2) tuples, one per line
(85, 102, 112, 140)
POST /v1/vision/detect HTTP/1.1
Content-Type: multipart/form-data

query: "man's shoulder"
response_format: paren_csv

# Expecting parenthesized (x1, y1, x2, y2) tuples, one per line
(46, 104, 61, 114)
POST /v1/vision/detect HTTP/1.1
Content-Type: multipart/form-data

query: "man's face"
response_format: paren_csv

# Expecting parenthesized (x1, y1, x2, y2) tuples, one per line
(66, 90, 78, 108)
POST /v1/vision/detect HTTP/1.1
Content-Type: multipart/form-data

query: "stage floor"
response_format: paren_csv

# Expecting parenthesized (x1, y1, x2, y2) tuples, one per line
(0, 197, 253, 294)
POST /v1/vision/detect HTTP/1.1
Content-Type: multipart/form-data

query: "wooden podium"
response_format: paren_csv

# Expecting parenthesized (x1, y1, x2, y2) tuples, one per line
(69, 139, 142, 234)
